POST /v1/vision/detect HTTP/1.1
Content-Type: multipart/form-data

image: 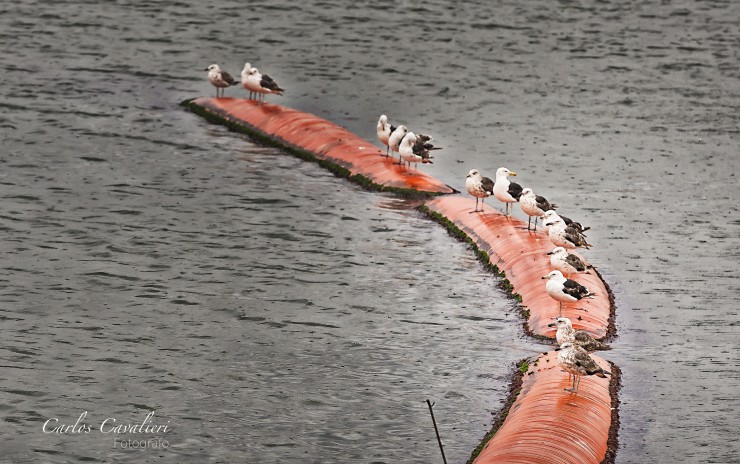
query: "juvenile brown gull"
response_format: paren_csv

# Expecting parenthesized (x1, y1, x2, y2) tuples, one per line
(547, 246, 592, 277)
(519, 187, 557, 231)
(465, 169, 495, 213)
(205, 64, 239, 97)
(556, 342, 610, 394)
(548, 317, 610, 351)
(543, 210, 592, 249)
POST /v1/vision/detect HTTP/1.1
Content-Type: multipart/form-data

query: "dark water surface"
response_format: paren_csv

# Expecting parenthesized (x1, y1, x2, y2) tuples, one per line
(2, 0, 739, 463)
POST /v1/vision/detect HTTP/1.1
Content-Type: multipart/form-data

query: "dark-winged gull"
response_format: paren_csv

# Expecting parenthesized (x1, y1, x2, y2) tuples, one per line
(241, 64, 284, 101)
(492, 167, 523, 217)
(398, 132, 437, 168)
(542, 270, 595, 316)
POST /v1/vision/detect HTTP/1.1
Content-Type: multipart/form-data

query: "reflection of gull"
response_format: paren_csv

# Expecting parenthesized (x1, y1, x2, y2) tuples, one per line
(519, 188, 557, 231)
(547, 246, 592, 277)
(543, 210, 592, 249)
(542, 270, 595, 316)
(557, 342, 610, 394)
(492, 167, 523, 216)
(465, 169, 494, 213)
(242, 64, 284, 101)
(548, 317, 609, 351)
(205, 64, 239, 97)
(376, 115, 395, 157)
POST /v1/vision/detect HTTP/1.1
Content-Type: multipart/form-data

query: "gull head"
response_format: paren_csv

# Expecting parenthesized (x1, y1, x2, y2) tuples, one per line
(542, 270, 565, 281)
(401, 132, 417, 147)
(521, 187, 534, 197)
(556, 341, 574, 351)
(467, 169, 481, 179)
(543, 210, 562, 226)
(205, 64, 221, 72)
(378, 114, 388, 125)
(496, 167, 517, 178)
(547, 246, 567, 257)
(548, 317, 572, 329)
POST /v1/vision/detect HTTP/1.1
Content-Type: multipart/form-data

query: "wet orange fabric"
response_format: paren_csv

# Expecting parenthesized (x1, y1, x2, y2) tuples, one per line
(425, 196, 610, 338)
(191, 98, 455, 194)
(474, 351, 611, 464)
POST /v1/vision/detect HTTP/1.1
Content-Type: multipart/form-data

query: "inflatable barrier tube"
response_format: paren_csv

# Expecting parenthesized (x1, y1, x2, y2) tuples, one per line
(421, 197, 615, 339)
(470, 352, 620, 464)
(181, 98, 457, 198)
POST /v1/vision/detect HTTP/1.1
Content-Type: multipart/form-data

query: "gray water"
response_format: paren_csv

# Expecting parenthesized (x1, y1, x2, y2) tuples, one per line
(1, 0, 739, 463)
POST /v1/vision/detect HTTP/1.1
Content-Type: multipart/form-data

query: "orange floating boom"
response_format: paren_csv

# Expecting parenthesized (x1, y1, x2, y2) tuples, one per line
(473, 352, 615, 464)
(423, 196, 614, 339)
(182, 98, 456, 197)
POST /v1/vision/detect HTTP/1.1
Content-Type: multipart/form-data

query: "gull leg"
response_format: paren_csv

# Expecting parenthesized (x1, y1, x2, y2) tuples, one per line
(559, 301, 563, 317)
(534, 217, 538, 231)
(527, 216, 531, 230)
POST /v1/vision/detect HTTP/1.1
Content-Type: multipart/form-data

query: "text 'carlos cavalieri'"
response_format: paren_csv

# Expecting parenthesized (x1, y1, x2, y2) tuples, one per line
(43, 411, 171, 450)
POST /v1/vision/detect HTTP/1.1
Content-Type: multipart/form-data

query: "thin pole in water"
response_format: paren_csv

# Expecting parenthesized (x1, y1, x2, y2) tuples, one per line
(426, 399, 447, 464)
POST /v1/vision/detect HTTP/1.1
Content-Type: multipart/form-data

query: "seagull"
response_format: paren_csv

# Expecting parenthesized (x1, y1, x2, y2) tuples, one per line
(466, 169, 495, 213)
(387, 125, 408, 164)
(376, 115, 396, 157)
(548, 317, 610, 351)
(543, 211, 592, 249)
(205, 64, 239, 97)
(242, 64, 284, 101)
(559, 215, 590, 233)
(492, 167, 523, 216)
(520, 188, 557, 231)
(398, 132, 438, 168)
(547, 246, 593, 277)
(542, 270, 595, 316)
(556, 342, 610, 394)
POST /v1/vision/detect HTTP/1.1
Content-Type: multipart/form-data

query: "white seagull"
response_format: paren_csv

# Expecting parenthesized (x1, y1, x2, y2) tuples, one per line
(376, 115, 396, 157)
(547, 246, 593, 277)
(387, 125, 408, 164)
(543, 210, 592, 249)
(242, 63, 284, 101)
(398, 132, 437, 168)
(520, 188, 557, 231)
(492, 167, 523, 216)
(556, 342, 610, 394)
(547, 317, 610, 351)
(466, 169, 495, 213)
(542, 270, 595, 316)
(205, 64, 239, 97)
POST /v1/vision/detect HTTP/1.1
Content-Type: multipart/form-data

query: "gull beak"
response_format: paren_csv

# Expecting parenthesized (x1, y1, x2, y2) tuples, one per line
(541, 275, 548, 279)
(466, 174, 471, 178)
(546, 251, 554, 255)
(204, 67, 209, 71)
(544, 221, 553, 226)
(554, 346, 562, 351)
(547, 322, 557, 327)
(510, 171, 518, 176)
